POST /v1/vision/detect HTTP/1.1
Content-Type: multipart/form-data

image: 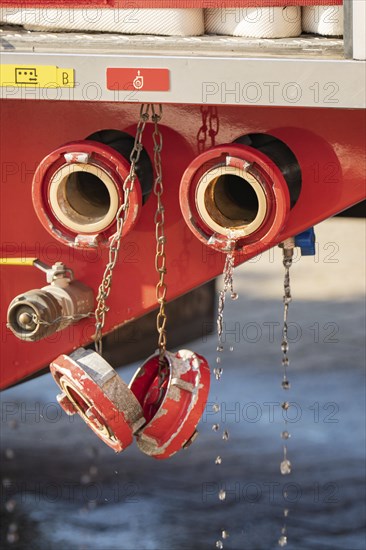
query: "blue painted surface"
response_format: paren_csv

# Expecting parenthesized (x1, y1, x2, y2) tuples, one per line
(295, 228, 316, 256)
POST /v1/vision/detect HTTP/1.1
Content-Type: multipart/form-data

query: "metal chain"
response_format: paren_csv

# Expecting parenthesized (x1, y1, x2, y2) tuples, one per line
(197, 106, 208, 154)
(151, 104, 168, 368)
(197, 106, 220, 153)
(30, 312, 95, 327)
(93, 104, 151, 355)
(278, 238, 295, 548)
(216, 249, 235, 353)
(281, 243, 293, 391)
(214, 236, 239, 384)
(208, 106, 219, 147)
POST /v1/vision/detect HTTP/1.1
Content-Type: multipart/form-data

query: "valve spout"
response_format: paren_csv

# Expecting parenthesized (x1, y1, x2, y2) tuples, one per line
(7, 277, 93, 342)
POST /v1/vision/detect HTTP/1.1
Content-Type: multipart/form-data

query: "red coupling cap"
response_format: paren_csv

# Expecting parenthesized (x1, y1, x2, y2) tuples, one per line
(50, 348, 146, 452)
(32, 141, 142, 248)
(130, 349, 211, 459)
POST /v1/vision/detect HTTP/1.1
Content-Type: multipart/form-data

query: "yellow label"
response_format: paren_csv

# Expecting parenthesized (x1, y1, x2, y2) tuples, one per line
(0, 64, 74, 88)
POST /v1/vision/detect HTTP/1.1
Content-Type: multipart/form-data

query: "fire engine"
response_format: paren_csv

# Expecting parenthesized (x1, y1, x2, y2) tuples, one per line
(0, 1, 365, 455)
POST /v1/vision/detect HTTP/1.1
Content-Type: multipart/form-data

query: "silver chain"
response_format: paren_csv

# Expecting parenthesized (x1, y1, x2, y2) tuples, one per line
(217, 250, 235, 354)
(94, 104, 151, 355)
(278, 238, 295, 548)
(281, 244, 293, 392)
(214, 237, 239, 382)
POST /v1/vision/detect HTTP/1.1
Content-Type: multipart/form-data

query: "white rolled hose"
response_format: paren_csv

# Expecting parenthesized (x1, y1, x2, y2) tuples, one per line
(0, 7, 205, 36)
(204, 6, 302, 39)
(302, 5, 343, 36)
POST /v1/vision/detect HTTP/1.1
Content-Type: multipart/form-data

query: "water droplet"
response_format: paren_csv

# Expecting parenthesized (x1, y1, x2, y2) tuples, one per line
(282, 357, 289, 367)
(278, 535, 287, 547)
(229, 346, 234, 352)
(86, 446, 99, 459)
(5, 448, 14, 459)
(212, 403, 220, 413)
(284, 508, 289, 517)
(7, 533, 19, 544)
(216, 356, 221, 364)
(215, 456, 222, 465)
(212, 423, 220, 432)
(218, 489, 226, 501)
(281, 341, 289, 353)
(216, 345, 224, 352)
(216, 541, 224, 549)
(222, 530, 229, 539)
(281, 401, 290, 411)
(80, 474, 91, 485)
(281, 527, 287, 535)
(230, 292, 239, 301)
(5, 499, 16, 512)
(222, 430, 229, 441)
(214, 367, 223, 380)
(282, 380, 291, 390)
(281, 431, 291, 440)
(114, 470, 118, 475)
(280, 459, 292, 475)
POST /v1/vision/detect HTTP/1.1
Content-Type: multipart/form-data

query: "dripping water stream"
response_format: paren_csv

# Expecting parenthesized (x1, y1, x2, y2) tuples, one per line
(213, 240, 239, 549)
(212, 238, 296, 548)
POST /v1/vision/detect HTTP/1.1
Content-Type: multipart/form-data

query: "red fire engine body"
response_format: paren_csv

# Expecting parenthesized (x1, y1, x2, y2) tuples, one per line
(0, 0, 365, 452)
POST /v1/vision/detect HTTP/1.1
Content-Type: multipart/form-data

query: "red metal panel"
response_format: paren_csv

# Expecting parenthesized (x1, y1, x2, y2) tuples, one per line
(0, 101, 365, 389)
(0, 1, 343, 7)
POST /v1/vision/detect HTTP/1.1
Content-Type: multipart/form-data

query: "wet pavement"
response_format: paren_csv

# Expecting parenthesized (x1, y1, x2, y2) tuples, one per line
(1, 218, 365, 550)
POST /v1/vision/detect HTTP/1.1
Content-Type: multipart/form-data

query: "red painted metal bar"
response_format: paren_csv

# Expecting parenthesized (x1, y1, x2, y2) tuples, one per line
(0, 1, 343, 7)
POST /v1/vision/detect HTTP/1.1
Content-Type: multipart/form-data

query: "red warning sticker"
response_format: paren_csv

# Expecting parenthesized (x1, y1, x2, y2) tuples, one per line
(106, 68, 170, 92)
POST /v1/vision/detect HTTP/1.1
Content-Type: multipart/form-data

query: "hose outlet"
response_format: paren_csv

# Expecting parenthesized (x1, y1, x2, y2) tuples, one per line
(32, 130, 153, 248)
(180, 135, 301, 254)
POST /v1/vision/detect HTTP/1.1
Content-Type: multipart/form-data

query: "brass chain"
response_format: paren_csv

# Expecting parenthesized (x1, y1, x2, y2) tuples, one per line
(151, 105, 168, 365)
(94, 104, 151, 355)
